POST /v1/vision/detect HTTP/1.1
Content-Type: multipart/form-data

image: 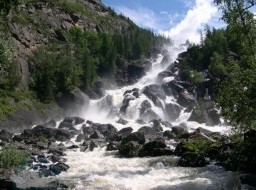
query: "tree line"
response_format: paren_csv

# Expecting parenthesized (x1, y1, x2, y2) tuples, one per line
(180, 0, 256, 131)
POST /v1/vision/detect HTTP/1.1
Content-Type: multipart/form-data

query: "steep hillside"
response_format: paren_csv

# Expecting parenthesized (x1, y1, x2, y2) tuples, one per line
(1, 0, 133, 87)
(0, 0, 170, 131)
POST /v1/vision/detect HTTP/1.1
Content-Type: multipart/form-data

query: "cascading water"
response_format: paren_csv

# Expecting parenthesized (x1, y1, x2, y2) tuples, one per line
(56, 44, 241, 189)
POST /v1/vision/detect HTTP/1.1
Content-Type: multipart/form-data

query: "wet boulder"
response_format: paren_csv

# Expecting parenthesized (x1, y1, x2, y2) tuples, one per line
(121, 132, 146, 145)
(106, 141, 120, 151)
(163, 130, 176, 139)
(118, 127, 133, 138)
(157, 71, 173, 83)
(91, 123, 118, 138)
(90, 130, 104, 139)
(119, 141, 142, 157)
(165, 103, 181, 121)
(138, 138, 169, 157)
(82, 125, 94, 135)
(138, 126, 161, 140)
(63, 116, 85, 125)
(116, 118, 128, 125)
(50, 162, 69, 175)
(143, 84, 166, 101)
(160, 54, 171, 67)
(140, 108, 160, 123)
(58, 121, 77, 131)
(178, 152, 209, 167)
(44, 120, 56, 128)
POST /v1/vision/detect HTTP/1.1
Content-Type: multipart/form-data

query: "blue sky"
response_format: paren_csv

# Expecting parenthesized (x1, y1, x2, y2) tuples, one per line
(102, 0, 224, 44)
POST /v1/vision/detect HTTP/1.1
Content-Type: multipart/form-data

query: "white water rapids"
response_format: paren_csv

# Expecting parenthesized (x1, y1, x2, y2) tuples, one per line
(55, 45, 243, 189)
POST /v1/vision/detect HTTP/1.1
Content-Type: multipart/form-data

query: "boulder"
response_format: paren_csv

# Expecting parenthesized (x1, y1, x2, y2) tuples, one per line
(143, 84, 166, 101)
(58, 121, 76, 131)
(63, 117, 85, 125)
(106, 141, 119, 151)
(178, 152, 209, 167)
(118, 127, 133, 138)
(163, 130, 176, 139)
(90, 130, 104, 139)
(121, 132, 146, 145)
(157, 71, 173, 83)
(138, 139, 168, 157)
(116, 118, 128, 125)
(0, 129, 13, 142)
(160, 54, 171, 67)
(119, 141, 142, 157)
(138, 126, 160, 140)
(44, 120, 56, 128)
(165, 103, 181, 121)
(90, 123, 118, 138)
(50, 162, 69, 175)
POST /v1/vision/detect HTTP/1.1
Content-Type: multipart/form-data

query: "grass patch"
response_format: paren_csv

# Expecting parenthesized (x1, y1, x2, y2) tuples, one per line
(0, 90, 44, 120)
(0, 147, 29, 170)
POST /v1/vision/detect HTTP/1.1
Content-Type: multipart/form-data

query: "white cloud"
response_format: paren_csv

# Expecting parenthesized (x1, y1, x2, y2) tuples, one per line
(163, 0, 218, 44)
(115, 5, 159, 30)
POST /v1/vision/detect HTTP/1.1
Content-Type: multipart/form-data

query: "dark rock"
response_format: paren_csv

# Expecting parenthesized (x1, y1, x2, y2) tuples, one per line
(36, 142, 48, 149)
(82, 125, 94, 135)
(165, 103, 181, 121)
(63, 117, 85, 125)
(143, 84, 166, 101)
(50, 162, 69, 175)
(38, 155, 50, 164)
(172, 125, 189, 137)
(106, 141, 119, 151)
(177, 91, 195, 107)
(67, 144, 79, 149)
(140, 100, 152, 113)
(90, 130, 104, 139)
(54, 128, 73, 142)
(0, 129, 13, 142)
(116, 118, 128, 125)
(58, 121, 76, 131)
(89, 140, 98, 151)
(178, 152, 209, 167)
(140, 108, 159, 122)
(48, 155, 61, 163)
(244, 130, 256, 143)
(48, 148, 65, 156)
(157, 71, 173, 83)
(122, 132, 146, 145)
(91, 123, 118, 138)
(163, 130, 176, 139)
(138, 139, 167, 157)
(151, 120, 164, 132)
(119, 141, 142, 157)
(0, 178, 17, 189)
(188, 108, 205, 124)
(152, 148, 173, 156)
(240, 174, 256, 188)
(44, 120, 57, 128)
(118, 127, 133, 138)
(76, 134, 89, 142)
(138, 126, 159, 140)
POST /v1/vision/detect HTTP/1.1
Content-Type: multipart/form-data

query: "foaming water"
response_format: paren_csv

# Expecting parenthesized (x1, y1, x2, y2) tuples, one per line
(58, 44, 237, 189)
(58, 149, 240, 190)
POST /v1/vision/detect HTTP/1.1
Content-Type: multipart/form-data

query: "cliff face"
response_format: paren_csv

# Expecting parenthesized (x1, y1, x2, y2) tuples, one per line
(2, 0, 132, 87)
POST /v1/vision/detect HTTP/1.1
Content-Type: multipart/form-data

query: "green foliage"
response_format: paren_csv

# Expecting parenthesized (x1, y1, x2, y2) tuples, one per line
(30, 44, 82, 101)
(0, 147, 29, 170)
(0, 42, 19, 90)
(0, 0, 19, 15)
